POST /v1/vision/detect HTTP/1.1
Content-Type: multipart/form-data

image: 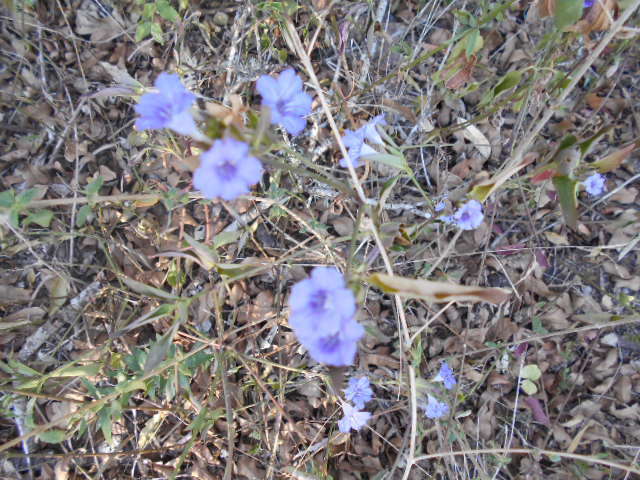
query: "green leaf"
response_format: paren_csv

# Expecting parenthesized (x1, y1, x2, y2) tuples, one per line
(521, 364, 542, 381)
(554, 0, 584, 30)
(76, 204, 92, 228)
(37, 429, 66, 444)
(150, 22, 164, 44)
(23, 210, 54, 228)
(521, 379, 538, 395)
(135, 22, 152, 42)
(144, 333, 174, 374)
(99, 407, 113, 446)
(557, 134, 578, 152)
(465, 29, 480, 58)
(120, 276, 179, 300)
(52, 363, 101, 378)
(552, 175, 579, 229)
(156, 0, 179, 22)
(0, 190, 15, 208)
(142, 2, 156, 18)
(493, 70, 522, 97)
(578, 126, 613, 158)
(86, 176, 104, 199)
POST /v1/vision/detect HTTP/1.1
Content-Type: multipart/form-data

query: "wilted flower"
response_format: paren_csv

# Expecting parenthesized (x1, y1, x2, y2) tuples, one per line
(193, 137, 263, 201)
(344, 377, 373, 409)
(338, 403, 371, 433)
(582, 173, 606, 196)
(339, 115, 386, 168)
(256, 68, 313, 136)
(134, 73, 201, 138)
(423, 395, 449, 419)
(434, 362, 457, 390)
(288, 267, 363, 366)
(453, 199, 484, 230)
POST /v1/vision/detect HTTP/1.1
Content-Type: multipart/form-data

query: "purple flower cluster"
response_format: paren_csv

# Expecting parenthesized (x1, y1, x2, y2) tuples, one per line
(344, 377, 373, 409)
(134, 73, 201, 139)
(423, 395, 450, 419)
(193, 138, 263, 201)
(339, 115, 386, 168)
(441, 199, 484, 230)
(434, 362, 457, 390)
(583, 173, 606, 196)
(288, 267, 363, 366)
(338, 403, 372, 433)
(257, 68, 313, 136)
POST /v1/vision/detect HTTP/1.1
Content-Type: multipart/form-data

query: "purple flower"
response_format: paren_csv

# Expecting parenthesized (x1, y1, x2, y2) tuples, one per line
(339, 115, 386, 168)
(256, 68, 313, 136)
(344, 377, 373, 409)
(434, 200, 446, 212)
(434, 362, 457, 390)
(584, 0, 594, 7)
(423, 395, 449, 419)
(193, 137, 263, 201)
(288, 267, 363, 366)
(134, 73, 201, 138)
(361, 114, 387, 145)
(582, 173, 606, 196)
(338, 403, 371, 433)
(453, 199, 484, 230)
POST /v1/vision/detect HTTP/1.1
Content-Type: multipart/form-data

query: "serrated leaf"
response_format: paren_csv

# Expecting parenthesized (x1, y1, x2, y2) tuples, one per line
(150, 22, 164, 44)
(157, 0, 179, 21)
(23, 210, 54, 228)
(555, 0, 584, 30)
(493, 70, 522, 96)
(368, 273, 511, 304)
(552, 175, 579, 229)
(135, 22, 152, 42)
(37, 429, 66, 444)
(522, 364, 542, 381)
(521, 379, 538, 395)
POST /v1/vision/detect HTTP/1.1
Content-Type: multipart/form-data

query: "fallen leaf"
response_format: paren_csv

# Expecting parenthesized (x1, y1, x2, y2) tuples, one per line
(368, 273, 511, 304)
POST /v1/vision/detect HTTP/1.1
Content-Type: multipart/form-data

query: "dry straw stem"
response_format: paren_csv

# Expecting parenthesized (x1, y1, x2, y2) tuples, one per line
(282, 18, 420, 479)
(413, 447, 640, 475)
(482, 0, 640, 198)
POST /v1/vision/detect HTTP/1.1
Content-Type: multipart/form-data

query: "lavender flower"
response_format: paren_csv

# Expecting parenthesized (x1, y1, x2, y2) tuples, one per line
(339, 128, 377, 168)
(344, 377, 373, 409)
(338, 403, 371, 433)
(339, 115, 386, 168)
(288, 267, 364, 366)
(256, 68, 313, 136)
(193, 137, 263, 201)
(582, 173, 606, 196)
(453, 199, 484, 230)
(584, 0, 594, 7)
(423, 395, 450, 419)
(434, 200, 446, 212)
(434, 362, 457, 390)
(134, 73, 201, 138)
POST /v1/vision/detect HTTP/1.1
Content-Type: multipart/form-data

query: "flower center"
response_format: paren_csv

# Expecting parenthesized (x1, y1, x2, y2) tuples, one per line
(275, 99, 290, 116)
(317, 333, 340, 353)
(309, 290, 332, 314)
(218, 159, 237, 180)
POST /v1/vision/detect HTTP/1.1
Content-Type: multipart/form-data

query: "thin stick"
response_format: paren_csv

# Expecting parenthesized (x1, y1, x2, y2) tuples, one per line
(413, 447, 640, 475)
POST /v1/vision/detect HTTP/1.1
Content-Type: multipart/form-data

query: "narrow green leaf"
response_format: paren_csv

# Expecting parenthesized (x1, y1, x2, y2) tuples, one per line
(362, 153, 408, 171)
(554, 0, 584, 30)
(493, 70, 522, 97)
(37, 429, 66, 444)
(144, 333, 174, 374)
(578, 125, 613, 158)
(552, 175, 579, 229)
(121, 276, 179, 300)
(465, 29, 480, 58)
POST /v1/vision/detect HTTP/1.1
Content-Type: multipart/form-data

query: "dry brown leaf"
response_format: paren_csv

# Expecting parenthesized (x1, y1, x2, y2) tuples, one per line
(575, 0, 619, 33)
(369, 273, 511, 304)
(0, 285, 32, 305)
